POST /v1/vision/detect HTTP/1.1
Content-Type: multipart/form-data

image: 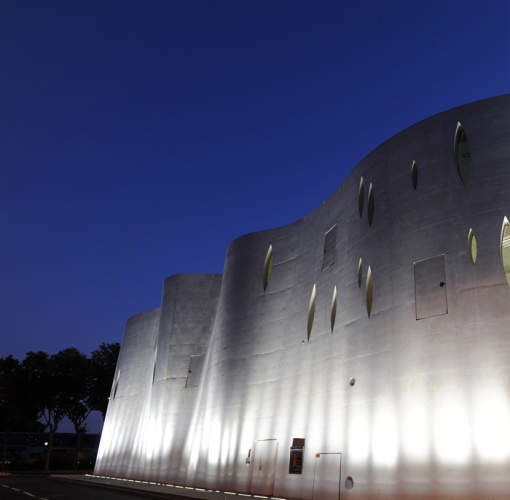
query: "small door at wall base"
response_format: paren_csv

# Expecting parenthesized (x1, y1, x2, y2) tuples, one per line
(251, 439, 279, 496)
(312, 453, 341, 500)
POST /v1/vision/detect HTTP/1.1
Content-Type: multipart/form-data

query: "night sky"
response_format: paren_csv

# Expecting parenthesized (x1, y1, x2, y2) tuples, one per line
(1, 2, 509, 369)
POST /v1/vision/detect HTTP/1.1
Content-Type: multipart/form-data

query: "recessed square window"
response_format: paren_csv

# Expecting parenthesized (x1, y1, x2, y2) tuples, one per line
(185, 354, 205, 388)
(414, 255, 448, 320)
(322, 225, 337, 271)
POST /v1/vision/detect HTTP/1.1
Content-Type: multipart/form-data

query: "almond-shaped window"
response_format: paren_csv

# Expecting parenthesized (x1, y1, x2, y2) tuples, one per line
(366, 266, 373, 317)
(263, 245, 273, 291)
(411, 161, 418, 189)
(330, 286, 338, 332)
(367, 183, 375, 226)
(468, 228, 477, 265)
(152, 343, 158, 384)
(357, 257, 363, 288)
(111, 370, 121, 400)
(307, 284, 317, 340)
(501, 217, 510, 287)
(455, 122, 470, 185)
(358, 177, 365, 218)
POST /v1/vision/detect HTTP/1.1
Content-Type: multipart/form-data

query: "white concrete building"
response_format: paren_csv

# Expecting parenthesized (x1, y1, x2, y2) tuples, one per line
(95, 95, 510, 499)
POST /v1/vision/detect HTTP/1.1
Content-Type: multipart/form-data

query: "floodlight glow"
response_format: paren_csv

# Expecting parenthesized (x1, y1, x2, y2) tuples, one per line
(473, 386, 510, 462)
(347, 404, 370, 465)
(372, 403, 399, 467)
(400, 399, 430, 462)
(433, 385, 471, 465)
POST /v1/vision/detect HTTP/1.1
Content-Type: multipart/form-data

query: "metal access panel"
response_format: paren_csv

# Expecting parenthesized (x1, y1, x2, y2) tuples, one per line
(312, 452, 341, 500)
(251, 439, 279, 496)
(322, 225, 337, 271)
(414, 255, 448, 320)
(185, 354, 205, 388)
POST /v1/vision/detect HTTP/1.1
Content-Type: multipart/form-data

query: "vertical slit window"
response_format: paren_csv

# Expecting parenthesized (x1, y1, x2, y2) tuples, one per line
(468, 228, 477, 264)
(322, 225, 337, 271)
(455, 122, 470, 185)
(331, 286, 337, 332)
(263, 245, 273, 291)
(501, 217, 510, 287)
(357, 258, 363, 287)
(307, 284, 317, 341)
(366, 266, 373, 317)
(358, 177, 364, 217)
(111, 370, 120, 400)
(152, 344, 158, 384)
(367, 183, 375, 226)
(411, 161, 418, 189)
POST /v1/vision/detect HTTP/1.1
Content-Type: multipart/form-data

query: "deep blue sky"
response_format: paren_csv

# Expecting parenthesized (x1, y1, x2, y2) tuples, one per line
(1, 1, 509, 363)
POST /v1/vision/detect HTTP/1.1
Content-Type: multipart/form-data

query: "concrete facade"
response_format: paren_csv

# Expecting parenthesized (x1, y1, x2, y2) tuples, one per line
(95, 96, 510, 499)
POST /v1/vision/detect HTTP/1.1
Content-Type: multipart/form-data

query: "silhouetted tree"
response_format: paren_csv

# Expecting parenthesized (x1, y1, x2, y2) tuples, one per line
(63, 350, 91, 469)
(22, 351, 54, 470)
(3, 343, 120, 470)
(23, 348, 89, 471)
(88, 343, 120, 419)
(0, 356, 42, 465)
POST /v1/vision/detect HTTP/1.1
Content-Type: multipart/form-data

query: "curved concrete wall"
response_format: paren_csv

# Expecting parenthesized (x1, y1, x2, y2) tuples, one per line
(95, 95, 510, 499)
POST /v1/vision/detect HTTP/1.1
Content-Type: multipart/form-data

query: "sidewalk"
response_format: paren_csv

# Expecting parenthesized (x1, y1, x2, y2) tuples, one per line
(52, 474, 289, 500)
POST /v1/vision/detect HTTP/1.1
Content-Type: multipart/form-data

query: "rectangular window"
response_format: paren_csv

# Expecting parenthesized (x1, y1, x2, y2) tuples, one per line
(185, 354, 205, 388)
(414, 255, 448, 320)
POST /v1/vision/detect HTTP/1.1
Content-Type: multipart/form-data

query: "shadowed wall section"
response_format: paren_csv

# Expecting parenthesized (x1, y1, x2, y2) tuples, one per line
(96, 96, 510, 499)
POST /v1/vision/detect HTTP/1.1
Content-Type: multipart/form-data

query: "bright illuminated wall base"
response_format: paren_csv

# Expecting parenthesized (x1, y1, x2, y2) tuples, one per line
(95, 95, 510, 499)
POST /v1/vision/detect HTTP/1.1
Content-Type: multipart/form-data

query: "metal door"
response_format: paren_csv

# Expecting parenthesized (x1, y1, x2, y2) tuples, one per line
(312, 452, 341, 500)
(251, 439, 279, 496)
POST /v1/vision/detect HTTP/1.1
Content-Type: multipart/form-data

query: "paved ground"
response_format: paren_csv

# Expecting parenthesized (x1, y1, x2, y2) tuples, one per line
(54, 474, 288, 500)
(1, 473, 166, 499)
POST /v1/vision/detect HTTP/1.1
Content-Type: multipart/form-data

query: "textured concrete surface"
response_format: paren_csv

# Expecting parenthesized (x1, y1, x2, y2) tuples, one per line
(95, 96, 510, 499)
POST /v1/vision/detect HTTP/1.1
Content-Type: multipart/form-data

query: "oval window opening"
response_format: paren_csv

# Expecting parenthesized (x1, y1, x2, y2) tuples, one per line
(501, 217, 510, 288)
(263, 245, 273, 291)
(455, 122, 470, 185)
(307, 284, 317, 341)
(411, 161, 418, 189)
(367, 183, 375, 226)
(468, 228, 477, 264)
(366, 266, 373, 317)
(330, 286, 338, 332)
(112, 370, 121, 400)
(358, 177, 364, 218)
(358, 257, 363, 288)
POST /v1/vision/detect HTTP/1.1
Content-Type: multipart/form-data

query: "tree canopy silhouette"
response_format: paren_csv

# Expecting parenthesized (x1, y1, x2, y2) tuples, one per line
(0, 343, 120, 470)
